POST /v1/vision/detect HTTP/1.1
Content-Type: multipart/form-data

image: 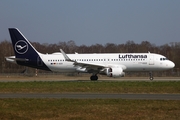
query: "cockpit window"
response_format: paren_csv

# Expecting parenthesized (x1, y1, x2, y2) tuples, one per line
(160, 58, 168, 61)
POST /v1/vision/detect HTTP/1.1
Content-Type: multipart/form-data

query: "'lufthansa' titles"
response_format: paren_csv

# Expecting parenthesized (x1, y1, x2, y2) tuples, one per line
(119, 54, 147, 59)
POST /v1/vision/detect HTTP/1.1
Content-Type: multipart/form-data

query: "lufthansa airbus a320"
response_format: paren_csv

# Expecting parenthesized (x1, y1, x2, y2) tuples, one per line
(6, 28, 175, 80)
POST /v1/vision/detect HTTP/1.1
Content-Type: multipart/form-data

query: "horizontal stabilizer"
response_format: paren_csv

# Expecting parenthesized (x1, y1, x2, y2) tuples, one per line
(5, 56, 29, 63)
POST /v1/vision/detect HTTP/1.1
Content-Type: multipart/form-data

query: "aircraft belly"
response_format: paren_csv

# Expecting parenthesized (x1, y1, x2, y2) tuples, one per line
(125, 63, 166, 71)
(48, 64, 76, 72)
(124, 61, 156, 71)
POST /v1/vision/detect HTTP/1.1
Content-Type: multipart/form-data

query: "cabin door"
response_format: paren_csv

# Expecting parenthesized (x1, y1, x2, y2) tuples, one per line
(149, 55, 154, 65)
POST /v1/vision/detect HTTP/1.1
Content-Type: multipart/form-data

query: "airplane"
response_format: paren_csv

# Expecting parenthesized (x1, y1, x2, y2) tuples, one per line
(5, 28, 175, 81)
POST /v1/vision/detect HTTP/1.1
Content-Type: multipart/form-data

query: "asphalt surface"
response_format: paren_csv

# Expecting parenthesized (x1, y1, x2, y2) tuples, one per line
(0, 77, 180, 82)
(0, 93, 180, 100)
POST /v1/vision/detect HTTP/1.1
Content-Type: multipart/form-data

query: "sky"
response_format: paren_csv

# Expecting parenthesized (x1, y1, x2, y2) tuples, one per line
(0, 0, 180, 46)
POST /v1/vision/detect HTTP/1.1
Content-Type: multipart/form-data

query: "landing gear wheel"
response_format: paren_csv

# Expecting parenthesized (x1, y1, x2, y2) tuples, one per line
(90, 75, 98, 81)
(149, 77, 154, 81)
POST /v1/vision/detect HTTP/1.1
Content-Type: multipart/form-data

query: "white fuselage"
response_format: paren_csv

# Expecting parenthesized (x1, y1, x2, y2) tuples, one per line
(39, 52, 175, 73)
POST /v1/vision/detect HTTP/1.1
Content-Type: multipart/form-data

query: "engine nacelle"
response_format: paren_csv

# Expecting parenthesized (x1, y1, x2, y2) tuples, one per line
(106, 67, 125, 77)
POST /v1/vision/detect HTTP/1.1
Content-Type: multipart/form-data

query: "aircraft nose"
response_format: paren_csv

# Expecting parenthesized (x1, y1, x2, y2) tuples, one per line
(169, 61, 175, 68)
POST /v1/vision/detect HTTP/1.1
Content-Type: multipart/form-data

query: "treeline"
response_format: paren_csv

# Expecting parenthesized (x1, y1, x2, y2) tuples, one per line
(0, 40, 179, 76)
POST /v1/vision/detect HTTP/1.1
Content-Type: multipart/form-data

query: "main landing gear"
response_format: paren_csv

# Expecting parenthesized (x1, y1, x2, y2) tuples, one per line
(90, 75, 98, 81)
(149, 72, 154, 81)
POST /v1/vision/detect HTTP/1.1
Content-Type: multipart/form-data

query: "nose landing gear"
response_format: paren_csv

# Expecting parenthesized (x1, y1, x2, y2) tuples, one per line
(149, 72, 154, 81)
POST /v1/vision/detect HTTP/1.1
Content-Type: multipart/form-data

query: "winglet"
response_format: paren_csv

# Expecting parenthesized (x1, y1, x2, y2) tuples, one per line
(60, 49, 74, 62)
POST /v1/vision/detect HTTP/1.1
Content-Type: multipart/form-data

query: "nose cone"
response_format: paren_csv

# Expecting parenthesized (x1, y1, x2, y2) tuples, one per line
(169, 61, 175, 69)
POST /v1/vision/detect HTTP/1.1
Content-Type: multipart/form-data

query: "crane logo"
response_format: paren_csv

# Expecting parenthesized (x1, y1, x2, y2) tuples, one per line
(15, 40, 28, 54)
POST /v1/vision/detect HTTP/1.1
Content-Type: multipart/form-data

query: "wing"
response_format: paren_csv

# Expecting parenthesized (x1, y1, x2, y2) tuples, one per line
(60, 49, 107, 73)
(60, 49, 127, 74)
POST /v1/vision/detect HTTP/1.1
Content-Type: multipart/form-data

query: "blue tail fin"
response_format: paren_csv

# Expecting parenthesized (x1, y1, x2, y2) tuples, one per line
(9, 28, 39, 59)
(8, 28, 50, 71)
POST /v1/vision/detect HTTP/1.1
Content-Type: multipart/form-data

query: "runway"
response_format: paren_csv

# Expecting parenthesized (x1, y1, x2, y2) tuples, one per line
(0, 78, 180, 82)
(0, 93, 180, 100)
(0, 76, 180, 82)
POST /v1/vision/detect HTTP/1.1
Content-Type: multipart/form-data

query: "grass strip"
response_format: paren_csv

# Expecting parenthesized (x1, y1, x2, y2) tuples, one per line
(0, 98, 179, 120)
(0, 81, 180, 93)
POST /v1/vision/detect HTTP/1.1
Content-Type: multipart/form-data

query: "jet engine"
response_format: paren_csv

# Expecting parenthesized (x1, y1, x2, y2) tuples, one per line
(105, 67, 125, 77)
